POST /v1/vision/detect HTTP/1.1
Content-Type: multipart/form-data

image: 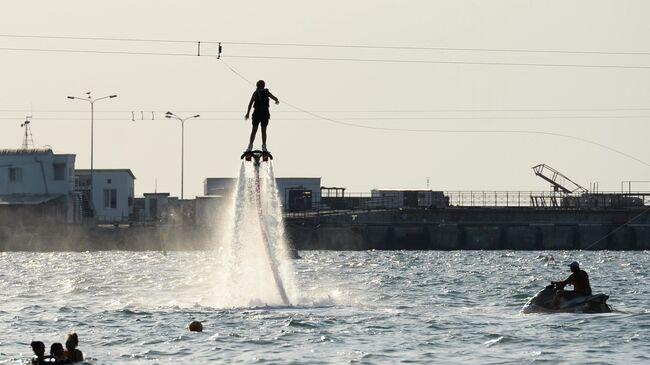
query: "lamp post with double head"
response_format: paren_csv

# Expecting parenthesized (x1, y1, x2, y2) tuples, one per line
(165, 112, 200, 200)
(67, 92, 117, 217)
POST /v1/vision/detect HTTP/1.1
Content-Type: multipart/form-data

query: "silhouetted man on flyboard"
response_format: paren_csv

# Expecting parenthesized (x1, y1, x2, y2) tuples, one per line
(244, 80, 279, 153)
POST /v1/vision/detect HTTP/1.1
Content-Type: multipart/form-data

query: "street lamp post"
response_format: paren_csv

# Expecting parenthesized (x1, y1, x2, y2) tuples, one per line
(165, 112, 200, 200)
(67, 92, 117, 217)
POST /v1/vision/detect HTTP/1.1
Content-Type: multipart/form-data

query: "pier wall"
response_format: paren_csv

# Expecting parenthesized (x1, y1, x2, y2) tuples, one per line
(285, 207, 650, 250)
(1, 207, 649, 251)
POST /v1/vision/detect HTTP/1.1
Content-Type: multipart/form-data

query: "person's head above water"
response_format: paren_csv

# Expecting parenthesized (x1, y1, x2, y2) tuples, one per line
(50, 342, 65, 358)
(568, 261, 580, 272)
(256, 80, 265, 89)
(65, 332, 79, 350)
(30, 341, 45, 357)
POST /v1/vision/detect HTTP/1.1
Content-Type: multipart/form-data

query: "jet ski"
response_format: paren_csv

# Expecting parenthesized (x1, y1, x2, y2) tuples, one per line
(521, 283, 612, 314)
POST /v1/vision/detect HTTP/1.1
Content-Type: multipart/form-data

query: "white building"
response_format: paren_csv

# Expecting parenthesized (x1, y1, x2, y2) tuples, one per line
(203, 177, 321, 211)
(276, 178, 322, 211)
(0, 149, 76, 222)
(76, 169, 135, 223)
(0, 149, 75, 195)
(142, 193, 173, 222)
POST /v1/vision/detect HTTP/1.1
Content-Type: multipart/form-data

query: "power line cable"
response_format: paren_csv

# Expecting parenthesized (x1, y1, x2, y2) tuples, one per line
(1, 115, 649, 121)
(2, 46, 650, 70)
(3, 34, 650, 57)
(0, 34, 197, 44)
(219, 59, 650, 168)
(223, 41, 650, 57)
(223, 54, 650, 70)
(583, 207, 650, 249)
(2, 108, 650, 113)
(0, 47, 194, 57)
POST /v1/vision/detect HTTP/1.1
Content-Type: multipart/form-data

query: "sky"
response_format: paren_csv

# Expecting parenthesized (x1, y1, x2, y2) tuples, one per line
(1, 1, 650, 198)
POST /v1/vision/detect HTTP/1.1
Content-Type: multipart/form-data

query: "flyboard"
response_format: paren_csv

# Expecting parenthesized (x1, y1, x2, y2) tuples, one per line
(240, 150, 290, 305)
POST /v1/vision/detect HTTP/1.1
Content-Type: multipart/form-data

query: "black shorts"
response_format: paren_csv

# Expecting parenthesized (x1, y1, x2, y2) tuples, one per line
(252, 111, 270, 127)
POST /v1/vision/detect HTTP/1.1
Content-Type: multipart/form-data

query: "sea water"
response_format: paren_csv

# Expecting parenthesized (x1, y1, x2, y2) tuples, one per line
(0, 250, 648, 364)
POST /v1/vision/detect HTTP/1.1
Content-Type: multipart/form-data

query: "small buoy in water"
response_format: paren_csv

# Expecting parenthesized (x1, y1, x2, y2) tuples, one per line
(189, 321, 203, 332)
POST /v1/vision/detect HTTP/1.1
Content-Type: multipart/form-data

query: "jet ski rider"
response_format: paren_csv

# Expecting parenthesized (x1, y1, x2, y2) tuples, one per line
(551, 261, 592, 308)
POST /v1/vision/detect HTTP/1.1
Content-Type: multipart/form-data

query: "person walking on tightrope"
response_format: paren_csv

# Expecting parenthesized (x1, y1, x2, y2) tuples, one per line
(244, 80, 279, 152)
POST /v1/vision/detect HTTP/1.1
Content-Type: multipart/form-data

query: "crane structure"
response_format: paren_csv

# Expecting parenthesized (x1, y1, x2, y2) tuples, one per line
(532, 164, 587, 194)
(531, 164, 588, 207)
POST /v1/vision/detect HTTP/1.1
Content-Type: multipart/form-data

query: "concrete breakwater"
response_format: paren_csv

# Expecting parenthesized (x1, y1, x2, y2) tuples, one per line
(285, 207, 650, 250)
(2, 207, 649, 251)
(0, 224, 215, 251)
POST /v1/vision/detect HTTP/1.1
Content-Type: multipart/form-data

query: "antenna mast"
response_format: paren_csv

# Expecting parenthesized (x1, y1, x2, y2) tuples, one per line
(20, 116, 35, 149)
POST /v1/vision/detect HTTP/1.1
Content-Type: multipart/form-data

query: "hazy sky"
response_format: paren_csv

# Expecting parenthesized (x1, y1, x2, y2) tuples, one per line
(2, 1, 650, 197)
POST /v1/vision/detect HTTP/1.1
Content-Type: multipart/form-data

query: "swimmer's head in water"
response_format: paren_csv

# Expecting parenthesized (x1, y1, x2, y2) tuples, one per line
(65, 332, 79, 350)
(256, 80, 265, 89)
(50, 343, 65, 357)
(189, 320, 203, 332)
(30, 341, 45, 356)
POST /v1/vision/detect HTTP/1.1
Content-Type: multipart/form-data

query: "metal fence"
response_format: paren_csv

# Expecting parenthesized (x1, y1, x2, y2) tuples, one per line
(284, 190, 650, 216)
(446, 191, 537, 207)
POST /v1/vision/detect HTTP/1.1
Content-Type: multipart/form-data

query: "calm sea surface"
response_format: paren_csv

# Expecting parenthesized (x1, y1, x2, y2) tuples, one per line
(0, 250, 648, 364)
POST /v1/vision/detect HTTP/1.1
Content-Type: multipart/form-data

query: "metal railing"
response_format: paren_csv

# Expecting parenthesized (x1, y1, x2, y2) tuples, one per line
(283, 190, 650, 217)
(446, 191, 557, 208)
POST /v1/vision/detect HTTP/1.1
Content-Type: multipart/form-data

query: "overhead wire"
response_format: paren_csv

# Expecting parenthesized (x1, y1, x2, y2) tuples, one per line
(219, 58, 650, 168)
(224, 41, 650, 56)
(2, 107, 650, 113)
(1, 115, 650, 121)
(0, 33, 648, 165)
(0, 47, 193, 57)
(3, 34, 650, 56)
(2, 45, 650, 69)
(223, 54, 650, 70)
(2, 34, 650, 69)
(0, 34, 197, 44)
(583, 206, 650, 249)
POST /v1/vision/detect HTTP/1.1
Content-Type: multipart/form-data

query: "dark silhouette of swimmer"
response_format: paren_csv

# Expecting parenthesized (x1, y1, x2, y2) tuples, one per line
(50, 343, 71, 364)
(30, 341, 50, 365)
(244, 80, 279, 152)
(551, 261, 592, 308)
(64, 333, 84, 363)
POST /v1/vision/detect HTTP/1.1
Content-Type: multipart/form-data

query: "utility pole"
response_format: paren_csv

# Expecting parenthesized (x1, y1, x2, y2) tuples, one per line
(165, 111, 200, 200)
(67, 92, 118, 217)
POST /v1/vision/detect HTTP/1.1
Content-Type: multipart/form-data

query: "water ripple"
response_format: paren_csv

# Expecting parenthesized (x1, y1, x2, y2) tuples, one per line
(1, 251, 649, 364)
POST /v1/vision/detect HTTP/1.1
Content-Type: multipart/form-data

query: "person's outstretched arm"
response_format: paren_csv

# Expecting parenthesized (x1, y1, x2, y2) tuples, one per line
(245, 93, 255, 120)
(552, 274, 573, 287)
(269, 92, 279, 105)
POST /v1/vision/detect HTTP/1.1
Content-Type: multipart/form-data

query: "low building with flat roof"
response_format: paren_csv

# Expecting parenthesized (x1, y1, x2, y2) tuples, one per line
(0, 148, 76, 222)
(203, 177, 321, 211)
(75, 169, 136, 223)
